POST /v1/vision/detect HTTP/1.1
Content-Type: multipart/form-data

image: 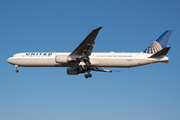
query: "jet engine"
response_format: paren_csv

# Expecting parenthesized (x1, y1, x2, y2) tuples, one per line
(55, 55, 73, 63)
(67, 68, 79, 75)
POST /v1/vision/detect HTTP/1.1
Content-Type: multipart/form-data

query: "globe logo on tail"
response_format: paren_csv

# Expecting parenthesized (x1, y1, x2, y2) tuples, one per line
(143, 41, 162, 54)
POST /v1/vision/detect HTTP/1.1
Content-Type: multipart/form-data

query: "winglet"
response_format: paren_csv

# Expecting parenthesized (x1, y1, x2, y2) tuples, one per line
(149, 47, 171, 58)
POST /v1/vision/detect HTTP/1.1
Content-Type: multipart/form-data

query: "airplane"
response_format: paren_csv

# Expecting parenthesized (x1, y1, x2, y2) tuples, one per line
(7, 27, 172, 78)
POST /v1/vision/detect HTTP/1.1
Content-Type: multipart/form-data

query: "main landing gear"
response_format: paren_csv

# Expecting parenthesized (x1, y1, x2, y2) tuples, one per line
(79, 66, 92, 78)
(79, 60, 92, 79)
(15, 65, 19, 73)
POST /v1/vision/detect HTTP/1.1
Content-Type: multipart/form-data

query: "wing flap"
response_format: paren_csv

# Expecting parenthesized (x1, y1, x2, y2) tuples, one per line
(91, 67, 120, 72)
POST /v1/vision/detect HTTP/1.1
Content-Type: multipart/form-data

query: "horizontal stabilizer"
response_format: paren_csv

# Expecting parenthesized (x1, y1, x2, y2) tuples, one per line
(149, 47, 171, 58)
(161, 60, 169, 63)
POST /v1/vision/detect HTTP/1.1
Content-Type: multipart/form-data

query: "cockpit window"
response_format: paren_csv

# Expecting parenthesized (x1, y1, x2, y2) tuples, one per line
(11, 55, 13, 57)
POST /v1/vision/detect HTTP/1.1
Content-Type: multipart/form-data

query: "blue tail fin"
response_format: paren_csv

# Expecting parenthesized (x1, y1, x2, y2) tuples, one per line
(142, 30, 173, 54)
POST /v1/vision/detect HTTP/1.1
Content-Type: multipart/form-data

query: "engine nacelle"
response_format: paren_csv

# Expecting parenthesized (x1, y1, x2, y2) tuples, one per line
(67, 68, 79, 75)
(55, 55, 73, 63)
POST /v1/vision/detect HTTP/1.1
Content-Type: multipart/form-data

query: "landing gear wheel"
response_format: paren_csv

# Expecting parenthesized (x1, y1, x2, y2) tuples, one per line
(15, 69, 19, 73)
(84, 73, 92, 78)
(84, 74, 89, 79)
(88, 73, 92, 77)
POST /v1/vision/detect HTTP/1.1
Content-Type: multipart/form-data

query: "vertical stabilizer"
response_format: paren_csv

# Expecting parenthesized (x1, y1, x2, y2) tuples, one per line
(142, 30, 172, 54)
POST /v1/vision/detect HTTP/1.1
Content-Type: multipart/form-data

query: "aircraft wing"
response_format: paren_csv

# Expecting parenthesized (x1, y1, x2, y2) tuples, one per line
(69, 27, 102, 59)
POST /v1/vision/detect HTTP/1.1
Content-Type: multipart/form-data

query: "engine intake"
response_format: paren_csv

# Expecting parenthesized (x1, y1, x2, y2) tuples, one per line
(55, 55, 73, 63)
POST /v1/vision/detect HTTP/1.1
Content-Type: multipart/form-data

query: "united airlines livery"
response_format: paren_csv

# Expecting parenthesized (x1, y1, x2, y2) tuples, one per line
(7, 27, 172, 78)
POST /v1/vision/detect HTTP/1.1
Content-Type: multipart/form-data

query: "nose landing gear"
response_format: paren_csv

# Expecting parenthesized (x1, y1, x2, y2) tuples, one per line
(15, 65, 19, 73)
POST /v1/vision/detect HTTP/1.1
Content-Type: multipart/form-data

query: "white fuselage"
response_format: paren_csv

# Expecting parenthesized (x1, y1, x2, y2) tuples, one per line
(7, 52, 169, 68)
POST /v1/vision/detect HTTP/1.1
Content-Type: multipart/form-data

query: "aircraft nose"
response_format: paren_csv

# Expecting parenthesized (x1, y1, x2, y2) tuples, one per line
(7, 57, 12, 63)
